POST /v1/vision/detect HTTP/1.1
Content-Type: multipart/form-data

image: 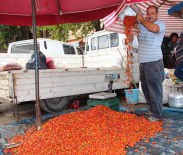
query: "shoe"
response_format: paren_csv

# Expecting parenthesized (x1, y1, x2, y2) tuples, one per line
(147, 116, 162, 122)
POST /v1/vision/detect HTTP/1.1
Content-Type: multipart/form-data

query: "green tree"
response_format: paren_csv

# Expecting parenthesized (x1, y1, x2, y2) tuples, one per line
(0, 20, 103, 52)
(37, 20, 103, 42)
(0, 26, 32, 52)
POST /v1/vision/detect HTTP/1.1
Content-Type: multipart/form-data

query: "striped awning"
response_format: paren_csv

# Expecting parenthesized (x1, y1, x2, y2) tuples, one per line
(104, 0, 183, 37)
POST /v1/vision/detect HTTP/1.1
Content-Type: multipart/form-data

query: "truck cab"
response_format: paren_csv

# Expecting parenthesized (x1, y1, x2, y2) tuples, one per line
(84, 30, 138, 68)
(84, 30, 140, 83)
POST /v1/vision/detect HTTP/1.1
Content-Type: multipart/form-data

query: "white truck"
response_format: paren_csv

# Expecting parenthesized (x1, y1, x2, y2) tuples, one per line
(0, 38, 84, 69)
(84, 30, 139, 82)
(0, 31, 140, 113)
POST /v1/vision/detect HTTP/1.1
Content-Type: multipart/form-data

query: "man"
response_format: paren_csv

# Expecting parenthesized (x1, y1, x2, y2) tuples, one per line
(169, 32, 179, 68)
(136, 6, 166, 121)
(170, 32, 179, 47)
(174, 32, 183, 81)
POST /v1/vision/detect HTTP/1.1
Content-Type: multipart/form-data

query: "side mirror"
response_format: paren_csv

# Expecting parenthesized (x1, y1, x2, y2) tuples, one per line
(44, 41, 47, 49)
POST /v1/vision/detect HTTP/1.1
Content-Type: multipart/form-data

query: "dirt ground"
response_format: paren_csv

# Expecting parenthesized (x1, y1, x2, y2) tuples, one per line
(0, 92, 147, 125)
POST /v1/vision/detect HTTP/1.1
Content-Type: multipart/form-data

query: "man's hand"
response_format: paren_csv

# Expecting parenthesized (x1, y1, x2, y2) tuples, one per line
(136, 14, 160, 33)
(136, 14, 144, 23)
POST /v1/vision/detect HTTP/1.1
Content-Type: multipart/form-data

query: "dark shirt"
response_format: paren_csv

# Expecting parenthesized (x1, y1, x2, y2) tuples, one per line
(175, 32, 183, 64)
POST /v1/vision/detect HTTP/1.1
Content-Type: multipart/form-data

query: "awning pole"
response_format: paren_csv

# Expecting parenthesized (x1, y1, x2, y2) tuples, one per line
(32, 0, 42, 130)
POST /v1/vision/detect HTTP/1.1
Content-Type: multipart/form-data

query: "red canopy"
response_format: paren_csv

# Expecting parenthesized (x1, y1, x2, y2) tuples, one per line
(0, 0, 122, 26)
(104, 0, 183, 36)
(0, 0, 125, 128)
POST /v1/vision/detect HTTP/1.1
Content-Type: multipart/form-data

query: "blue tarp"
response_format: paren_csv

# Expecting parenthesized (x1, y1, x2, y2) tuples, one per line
(1, 105, 183, 155)
(168, 2, 183, 15)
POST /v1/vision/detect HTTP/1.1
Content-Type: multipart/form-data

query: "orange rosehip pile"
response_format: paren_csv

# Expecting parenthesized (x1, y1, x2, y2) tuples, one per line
(4, 105, 163, 155)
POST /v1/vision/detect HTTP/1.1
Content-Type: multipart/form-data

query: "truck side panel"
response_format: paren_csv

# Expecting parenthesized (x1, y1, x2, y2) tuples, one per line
(2, 68, 128, 103)
(0, 73, 11, 102)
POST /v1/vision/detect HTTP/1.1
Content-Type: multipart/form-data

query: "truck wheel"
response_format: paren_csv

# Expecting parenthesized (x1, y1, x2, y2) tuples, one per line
(40, 97, 70, 113)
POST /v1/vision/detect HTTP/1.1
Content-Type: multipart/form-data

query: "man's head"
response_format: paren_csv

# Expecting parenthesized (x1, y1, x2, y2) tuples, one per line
(170, 32, 179, 44)
(146, 6, 158, 23)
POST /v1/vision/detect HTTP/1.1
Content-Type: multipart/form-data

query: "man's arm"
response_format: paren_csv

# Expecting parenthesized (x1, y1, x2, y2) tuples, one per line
(136, 14, 160, 33)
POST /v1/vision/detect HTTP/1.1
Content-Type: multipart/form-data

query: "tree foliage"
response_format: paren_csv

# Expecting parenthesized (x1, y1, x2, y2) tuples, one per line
(37, 21, 102, 41)
(0, 20, 102, 52)
(0, 26, 32, 52)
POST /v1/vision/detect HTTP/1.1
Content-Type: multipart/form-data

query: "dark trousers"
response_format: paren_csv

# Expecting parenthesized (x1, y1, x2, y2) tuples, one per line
(174, 61, 183, 81)
(140, 59, 164, 118)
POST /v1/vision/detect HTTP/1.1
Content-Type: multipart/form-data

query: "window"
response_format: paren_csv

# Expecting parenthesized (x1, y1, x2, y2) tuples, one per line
(11, 43, 35, 54)
(98, 35, 109, 49)
(70, 46, 75, 54)
(63, 45, 70, 54)
(77, 47, 83, 55)
(91, 38, 96, 51)
(63, 44, 76, 54)
(110, 33, 119, 47)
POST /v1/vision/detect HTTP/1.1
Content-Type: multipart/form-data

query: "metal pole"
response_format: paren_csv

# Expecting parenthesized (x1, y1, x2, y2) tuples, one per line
(32, 0, 42, 130)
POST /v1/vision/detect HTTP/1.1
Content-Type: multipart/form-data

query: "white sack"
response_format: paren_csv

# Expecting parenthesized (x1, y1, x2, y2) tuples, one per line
(138, 78, 174, 104)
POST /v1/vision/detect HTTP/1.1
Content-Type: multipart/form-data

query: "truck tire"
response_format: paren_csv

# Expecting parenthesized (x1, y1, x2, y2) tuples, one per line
(40, 97, 70, 113)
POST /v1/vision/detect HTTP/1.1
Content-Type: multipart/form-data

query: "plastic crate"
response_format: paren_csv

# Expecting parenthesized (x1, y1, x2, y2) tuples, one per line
(87, 97, 119, 111)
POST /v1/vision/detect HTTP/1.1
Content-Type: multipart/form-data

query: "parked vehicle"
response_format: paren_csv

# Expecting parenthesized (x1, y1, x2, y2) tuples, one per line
(1, 38, 84, 69)
(84, 30, 139, 82)
(0, 32, 140, 113)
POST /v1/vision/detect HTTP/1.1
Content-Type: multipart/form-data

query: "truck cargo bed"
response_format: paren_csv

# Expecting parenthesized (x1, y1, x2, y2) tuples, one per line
(0, 67, 135, 104)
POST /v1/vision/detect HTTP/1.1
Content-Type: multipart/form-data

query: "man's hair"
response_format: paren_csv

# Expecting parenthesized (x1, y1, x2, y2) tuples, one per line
(170, 32, 178, 39)
(147, 5, 158, 13)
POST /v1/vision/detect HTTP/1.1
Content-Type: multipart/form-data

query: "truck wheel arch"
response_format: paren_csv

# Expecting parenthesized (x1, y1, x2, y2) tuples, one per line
(40, 97, 70, 113)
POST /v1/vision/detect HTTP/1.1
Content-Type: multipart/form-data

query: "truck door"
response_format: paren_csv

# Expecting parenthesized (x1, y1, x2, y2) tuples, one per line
(86, 32, 125, 68)
(60, 44, 83, 68)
